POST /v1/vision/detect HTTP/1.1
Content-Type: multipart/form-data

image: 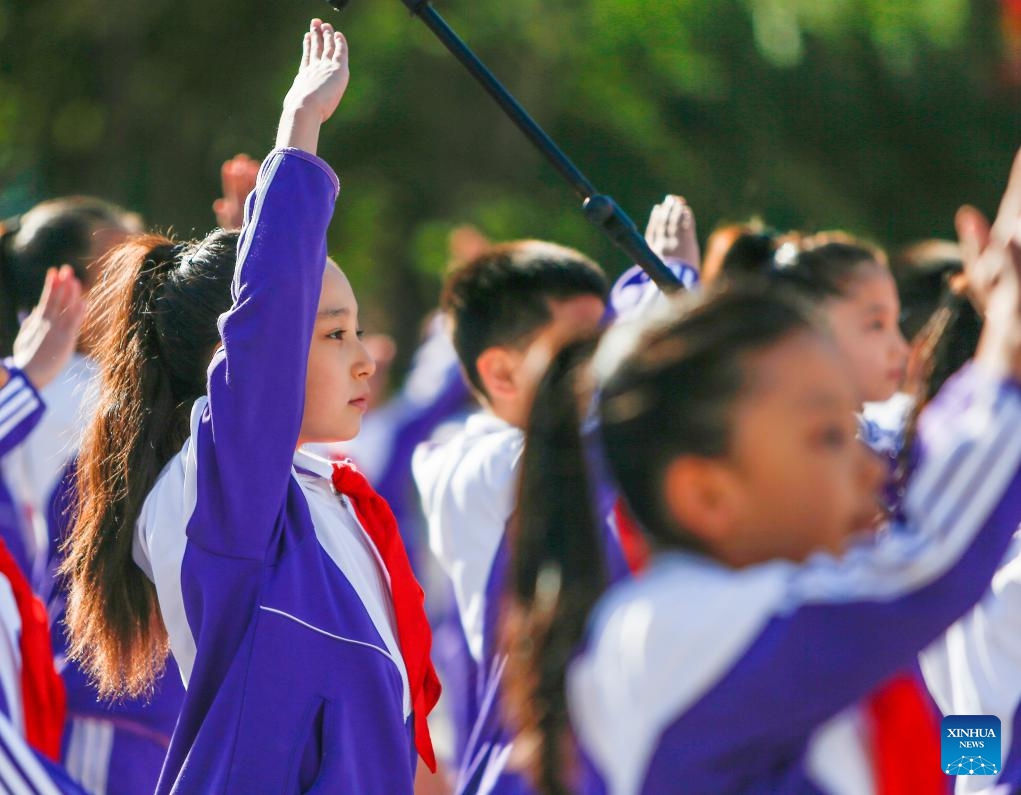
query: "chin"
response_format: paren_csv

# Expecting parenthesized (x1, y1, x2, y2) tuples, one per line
(305, 421, 361, 445)
(335, 418, 362, 442)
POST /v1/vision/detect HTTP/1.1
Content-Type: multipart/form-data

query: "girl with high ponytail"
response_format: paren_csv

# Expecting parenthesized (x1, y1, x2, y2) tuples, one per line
(62, 20, 439, 795)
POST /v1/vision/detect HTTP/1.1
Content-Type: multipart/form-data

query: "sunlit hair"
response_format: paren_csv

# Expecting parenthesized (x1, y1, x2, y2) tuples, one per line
(61, 229, 237, 697)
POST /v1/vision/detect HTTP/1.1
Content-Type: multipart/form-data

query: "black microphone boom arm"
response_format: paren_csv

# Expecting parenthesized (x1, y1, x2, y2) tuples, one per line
(324, 0, 681, 291)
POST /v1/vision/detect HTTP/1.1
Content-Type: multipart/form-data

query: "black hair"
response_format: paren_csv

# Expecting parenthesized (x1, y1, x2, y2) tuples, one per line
(893, 240, 982, 399)
(441, 240, 608, 397)
(0, 196, 136, 354)
(717, 230, 889, 305)
(503, 285, 822, 793)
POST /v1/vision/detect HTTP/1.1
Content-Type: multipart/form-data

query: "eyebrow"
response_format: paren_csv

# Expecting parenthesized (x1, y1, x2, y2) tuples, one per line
(316, 307, 352, 319)
(795, 391, 849, 410)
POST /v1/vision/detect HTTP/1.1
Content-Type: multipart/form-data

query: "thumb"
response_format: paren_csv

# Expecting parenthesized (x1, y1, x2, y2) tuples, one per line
(956, 205, 990, 271)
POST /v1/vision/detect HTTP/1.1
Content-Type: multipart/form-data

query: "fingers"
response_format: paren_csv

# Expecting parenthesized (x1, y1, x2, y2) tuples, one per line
(333, 31, 347, 65)
(664, 195, 686, 238)
(302, 31, 312, 68)
(956, 205, 990, 270)
(41, 266, 83, 323)
(36, 267, 57, 315)
(644, 200, 667, 245)
(323, 21, 336, 60)
(991, 147, 1021, 245)
(957, 205, 997, 310)
(310, 18, 324, 61)
(226, 154, 257, 198)
(63, 280, 86, 337)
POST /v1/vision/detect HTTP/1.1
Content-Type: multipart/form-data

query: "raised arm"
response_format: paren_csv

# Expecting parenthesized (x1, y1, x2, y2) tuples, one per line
(188, 21, 350, 558)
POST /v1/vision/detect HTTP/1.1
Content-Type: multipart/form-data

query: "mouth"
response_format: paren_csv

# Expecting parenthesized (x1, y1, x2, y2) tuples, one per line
(348, 396, 369, 411)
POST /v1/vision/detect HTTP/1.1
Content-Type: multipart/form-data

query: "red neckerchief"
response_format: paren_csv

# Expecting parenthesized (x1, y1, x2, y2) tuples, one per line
(612, 499, 650, 574)
(331, 461, 441, 772)
(0, 539, 65, 760)
(865, 672, 945, 795)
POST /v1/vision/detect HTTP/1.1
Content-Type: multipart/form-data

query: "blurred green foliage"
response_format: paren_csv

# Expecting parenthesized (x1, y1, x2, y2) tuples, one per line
(1, 0, 1019, 371)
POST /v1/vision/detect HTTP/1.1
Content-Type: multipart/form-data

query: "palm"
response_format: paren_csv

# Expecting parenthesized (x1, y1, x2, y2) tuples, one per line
(284, 20, 350, 123)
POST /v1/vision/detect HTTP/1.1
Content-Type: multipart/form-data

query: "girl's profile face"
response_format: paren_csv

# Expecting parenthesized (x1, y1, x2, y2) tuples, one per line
(299, 261, 376, 445)
(669, 330, 886, 566)
(824, 267, 909, 405)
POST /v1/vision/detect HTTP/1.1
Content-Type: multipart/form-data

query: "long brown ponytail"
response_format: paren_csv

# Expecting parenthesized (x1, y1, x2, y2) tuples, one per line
(61, 230, 237, 698)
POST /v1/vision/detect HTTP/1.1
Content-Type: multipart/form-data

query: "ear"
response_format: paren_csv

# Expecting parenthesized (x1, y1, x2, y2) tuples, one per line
(476, 346, 522, 403)
(661, 456, 741, 549)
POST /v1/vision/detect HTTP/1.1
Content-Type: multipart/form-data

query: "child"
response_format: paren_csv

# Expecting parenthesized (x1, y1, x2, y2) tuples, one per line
(504, 145, 1021, 792)
(61, 20, 438, 794)
(412, 239, 616, 792)
(917, 204, 1021, 794)
(0, 196, 186, 794)
(0, 200, 138, 590)
(0, 266, 83, 759)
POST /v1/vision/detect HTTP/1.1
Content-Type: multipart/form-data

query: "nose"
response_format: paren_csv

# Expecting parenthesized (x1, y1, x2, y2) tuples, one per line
(893, 326, 910, 364)
(354, 338, 377, 380)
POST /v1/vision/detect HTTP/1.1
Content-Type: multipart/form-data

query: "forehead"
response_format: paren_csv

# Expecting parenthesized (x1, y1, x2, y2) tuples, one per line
(740, 331, 856, 414)
(318, 261, 356, 311)
(548, 294, 605, 327)
(842, 268, 899, 307)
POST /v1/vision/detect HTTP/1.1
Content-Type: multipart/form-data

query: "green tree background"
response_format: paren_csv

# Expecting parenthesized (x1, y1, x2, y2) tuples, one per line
(1, 0, 1019, 375)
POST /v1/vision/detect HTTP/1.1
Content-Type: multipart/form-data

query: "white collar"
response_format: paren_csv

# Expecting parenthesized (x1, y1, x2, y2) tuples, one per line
(292, 446, 342, 483)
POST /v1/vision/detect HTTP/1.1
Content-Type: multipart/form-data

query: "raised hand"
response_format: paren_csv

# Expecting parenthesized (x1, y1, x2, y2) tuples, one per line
(645, 195, 700, 270)
(961, 149, 1021, 379)
(277, 19, 350, 155)
(212, 154, 260, 230)
(12, 265, 85, 390)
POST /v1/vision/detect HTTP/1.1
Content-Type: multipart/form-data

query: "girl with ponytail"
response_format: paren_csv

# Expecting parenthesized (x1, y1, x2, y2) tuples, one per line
(505, 147, 1021, 792)
(46, 232, 230, 795)
(62, 20, 438, 794)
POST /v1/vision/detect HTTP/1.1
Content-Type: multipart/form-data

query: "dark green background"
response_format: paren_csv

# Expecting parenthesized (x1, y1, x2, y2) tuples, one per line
(2, 0, 1018, 374)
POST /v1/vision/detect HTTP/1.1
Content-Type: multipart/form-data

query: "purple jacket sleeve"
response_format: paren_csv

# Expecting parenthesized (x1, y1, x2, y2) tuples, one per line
(187, 148, 340, 559)
(0, 365, 45, 458)
(681, 364, 1021, 754)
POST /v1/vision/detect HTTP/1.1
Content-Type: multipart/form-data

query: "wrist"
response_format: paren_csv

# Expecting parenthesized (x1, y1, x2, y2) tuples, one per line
(20, 361, 48, 391)
(277, 105, 323, 154)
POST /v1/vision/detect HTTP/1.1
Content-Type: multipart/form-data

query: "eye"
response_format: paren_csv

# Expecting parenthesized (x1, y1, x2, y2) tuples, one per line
(823, 426, 848, 446)
(327, 329, 366, 341)
(815, 423, 851, 449)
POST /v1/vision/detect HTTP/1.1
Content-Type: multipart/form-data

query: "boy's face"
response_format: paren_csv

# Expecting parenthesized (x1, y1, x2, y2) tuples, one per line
(484, 294, 606, 429)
